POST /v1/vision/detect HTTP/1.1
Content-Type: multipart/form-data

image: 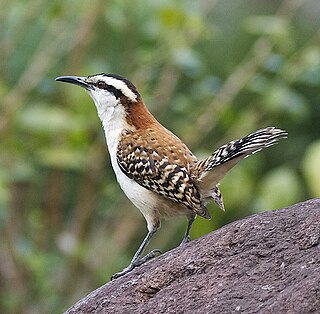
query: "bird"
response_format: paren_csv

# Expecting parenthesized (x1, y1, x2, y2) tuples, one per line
(55, 73, 287, 279)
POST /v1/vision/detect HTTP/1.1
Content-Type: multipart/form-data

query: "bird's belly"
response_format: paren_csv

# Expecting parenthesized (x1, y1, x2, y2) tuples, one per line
(111, 157, 190, 229)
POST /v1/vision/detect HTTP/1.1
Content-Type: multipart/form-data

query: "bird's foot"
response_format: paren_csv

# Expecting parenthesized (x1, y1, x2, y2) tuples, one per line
(111, 249, 162, 280)
(134, 249, 162, 266)
(179, 235, 192, 246)
(111, 264, 134, 280)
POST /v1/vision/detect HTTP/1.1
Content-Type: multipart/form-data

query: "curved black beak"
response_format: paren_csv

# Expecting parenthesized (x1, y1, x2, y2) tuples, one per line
(55, 76, 91, 89)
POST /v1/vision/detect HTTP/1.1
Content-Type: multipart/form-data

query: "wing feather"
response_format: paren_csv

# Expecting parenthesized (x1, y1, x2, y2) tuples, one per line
(117, 135, 210, 219)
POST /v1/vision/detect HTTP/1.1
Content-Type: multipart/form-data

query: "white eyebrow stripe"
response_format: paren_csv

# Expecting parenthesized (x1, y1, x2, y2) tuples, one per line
(104, 77, 137, 102)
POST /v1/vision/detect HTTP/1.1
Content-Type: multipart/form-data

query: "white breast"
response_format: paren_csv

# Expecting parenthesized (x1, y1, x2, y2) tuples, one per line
(99, 103, 161, 231)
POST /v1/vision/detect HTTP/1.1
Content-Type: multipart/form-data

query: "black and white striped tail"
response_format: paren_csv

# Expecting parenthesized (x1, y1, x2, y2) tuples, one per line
(196, 127, 287, 209)
(200, 127, 287, 173)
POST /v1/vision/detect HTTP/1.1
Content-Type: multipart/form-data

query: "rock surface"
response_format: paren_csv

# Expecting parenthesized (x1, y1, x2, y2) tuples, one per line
(65, 199, 320, 314)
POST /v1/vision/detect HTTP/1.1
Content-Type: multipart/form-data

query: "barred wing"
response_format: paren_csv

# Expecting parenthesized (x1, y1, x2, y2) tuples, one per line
(117, 145, 210, 219)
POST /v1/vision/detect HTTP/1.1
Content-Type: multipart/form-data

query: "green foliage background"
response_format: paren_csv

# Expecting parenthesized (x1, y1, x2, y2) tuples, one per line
(1, 0, 320, 312)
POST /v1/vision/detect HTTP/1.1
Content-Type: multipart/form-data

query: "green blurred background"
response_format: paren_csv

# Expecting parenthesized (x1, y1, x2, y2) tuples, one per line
(1, 0, 320, 312)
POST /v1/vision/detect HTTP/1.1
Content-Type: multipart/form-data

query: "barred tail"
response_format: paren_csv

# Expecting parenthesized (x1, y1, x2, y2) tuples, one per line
(196, 127, 287, 203)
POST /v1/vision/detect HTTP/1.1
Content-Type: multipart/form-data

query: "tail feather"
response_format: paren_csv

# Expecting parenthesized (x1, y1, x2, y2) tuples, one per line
(197, 205, 211, 219)
(196, 127, 287, 200)
(211, 185, 225, 211)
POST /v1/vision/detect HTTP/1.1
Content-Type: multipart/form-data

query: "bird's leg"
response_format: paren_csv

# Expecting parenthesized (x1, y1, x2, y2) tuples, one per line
(111, 229, 161, 280)
(180, 214, 196, 246)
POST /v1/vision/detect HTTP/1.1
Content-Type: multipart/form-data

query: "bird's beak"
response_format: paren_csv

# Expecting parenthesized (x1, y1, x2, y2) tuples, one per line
(55, 76, 92, 90)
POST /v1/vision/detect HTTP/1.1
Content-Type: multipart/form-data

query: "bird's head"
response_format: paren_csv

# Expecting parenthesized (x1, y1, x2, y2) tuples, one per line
(56, 73, 158, 130)
(56, 73, 140, 119)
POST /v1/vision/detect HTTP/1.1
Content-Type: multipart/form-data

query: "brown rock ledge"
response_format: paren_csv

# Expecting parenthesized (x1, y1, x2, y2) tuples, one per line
(65, 199, 320, 314)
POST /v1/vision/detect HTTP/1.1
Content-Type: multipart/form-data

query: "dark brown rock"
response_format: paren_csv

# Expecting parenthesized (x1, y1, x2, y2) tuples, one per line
(65, 199, 320, 314)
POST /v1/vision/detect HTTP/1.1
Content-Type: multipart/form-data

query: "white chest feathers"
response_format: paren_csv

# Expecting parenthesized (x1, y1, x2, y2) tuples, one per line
(97, 102, 160, 230)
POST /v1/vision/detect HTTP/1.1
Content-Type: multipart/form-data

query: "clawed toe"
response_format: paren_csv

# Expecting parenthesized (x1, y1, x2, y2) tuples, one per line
(111, 249, 162, 280)
(135, 249, 162, 266)
(111, 264, 134, 280)
(180, 235, 192, 246)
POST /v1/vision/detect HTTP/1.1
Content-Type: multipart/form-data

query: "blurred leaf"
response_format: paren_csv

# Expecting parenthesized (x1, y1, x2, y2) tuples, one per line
(104, 2, 127, 30)
(248, 74, 271, 94)
(9, 159, 36, 182)
(244, 15, 293, 52)
(172, 48, 203, 75)
(0, 174, 9, 220)
(300, 46, 320, 67)
(37, 147, 87, 170)
(17, 103, 85, 134)
(283, 46, 320, 84)
(299, 65, 320, 85)
(244, 15, 289, 37)
(193, 75, 222, 98)
(264, 83, 309, 120)
(263, 54, 284, 73)
(159, 6, 187, 28)
(298, 47, 320, 85)
(255, 167, 303, 211)
(302, 140, 320, 197)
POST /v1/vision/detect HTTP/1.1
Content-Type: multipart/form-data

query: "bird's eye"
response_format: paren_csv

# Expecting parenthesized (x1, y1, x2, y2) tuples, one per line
(96, 81, 107, 89)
